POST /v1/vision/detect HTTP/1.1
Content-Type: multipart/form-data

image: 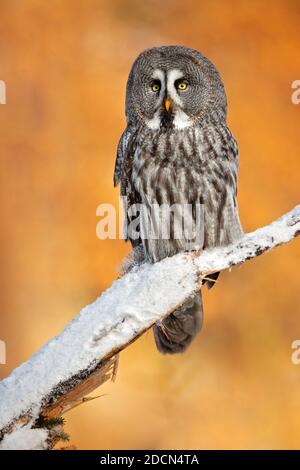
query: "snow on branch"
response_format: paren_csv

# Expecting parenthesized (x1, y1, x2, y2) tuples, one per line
(0, 205, 299, 449)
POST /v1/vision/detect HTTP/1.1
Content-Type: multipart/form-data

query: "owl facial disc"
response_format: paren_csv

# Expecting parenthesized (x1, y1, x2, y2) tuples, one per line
(145, 68, 191, 131)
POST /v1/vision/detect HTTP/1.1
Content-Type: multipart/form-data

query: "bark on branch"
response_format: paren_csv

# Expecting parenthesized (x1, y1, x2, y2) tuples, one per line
(0, 205, 299, 449)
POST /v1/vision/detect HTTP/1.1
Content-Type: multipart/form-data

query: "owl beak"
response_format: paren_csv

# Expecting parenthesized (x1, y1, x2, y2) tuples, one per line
(164, 97, 171, 112)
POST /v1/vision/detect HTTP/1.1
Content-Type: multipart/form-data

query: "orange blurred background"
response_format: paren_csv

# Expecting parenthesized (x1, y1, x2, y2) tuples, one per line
(0, 0, 300, 450)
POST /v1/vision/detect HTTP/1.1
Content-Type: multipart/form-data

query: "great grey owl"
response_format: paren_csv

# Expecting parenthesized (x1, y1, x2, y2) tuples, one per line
(114, 46, 243, 354)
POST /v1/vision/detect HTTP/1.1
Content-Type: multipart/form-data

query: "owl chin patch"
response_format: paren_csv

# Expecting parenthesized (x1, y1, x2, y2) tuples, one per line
(172, 109, 191, 130)
(147, 108, 191, 131)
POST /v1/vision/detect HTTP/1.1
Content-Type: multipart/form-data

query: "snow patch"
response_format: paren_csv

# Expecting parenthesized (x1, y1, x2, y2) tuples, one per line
(0, 425, 48, 450)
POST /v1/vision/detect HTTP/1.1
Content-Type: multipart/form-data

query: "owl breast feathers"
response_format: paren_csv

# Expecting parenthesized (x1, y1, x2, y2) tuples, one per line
(113, 45, 243, 354)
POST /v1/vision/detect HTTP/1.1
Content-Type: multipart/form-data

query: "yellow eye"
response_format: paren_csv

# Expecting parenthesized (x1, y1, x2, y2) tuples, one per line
(151, 82, 160, 92)
(177, 80, 188, 91)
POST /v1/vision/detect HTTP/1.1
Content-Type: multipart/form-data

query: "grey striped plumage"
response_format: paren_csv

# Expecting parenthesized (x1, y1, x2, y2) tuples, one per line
(114, 46, 243, 354)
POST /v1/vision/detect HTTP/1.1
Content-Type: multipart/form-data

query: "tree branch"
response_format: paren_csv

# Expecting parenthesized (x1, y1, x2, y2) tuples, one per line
(0, 205, 299, 449)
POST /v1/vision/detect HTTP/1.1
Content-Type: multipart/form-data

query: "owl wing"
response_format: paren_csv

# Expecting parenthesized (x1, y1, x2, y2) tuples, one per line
(221, 130, 243, 239)
(114, 128, 132, 187)
(114, 127, 142, 248)
(201, 129, 242, 288)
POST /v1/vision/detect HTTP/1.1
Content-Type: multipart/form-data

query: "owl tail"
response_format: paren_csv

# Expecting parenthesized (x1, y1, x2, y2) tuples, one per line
(153, 293, 203, 354)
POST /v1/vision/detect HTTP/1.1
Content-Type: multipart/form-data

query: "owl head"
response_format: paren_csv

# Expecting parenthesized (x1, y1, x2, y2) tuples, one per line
(125, 45, 227, 130)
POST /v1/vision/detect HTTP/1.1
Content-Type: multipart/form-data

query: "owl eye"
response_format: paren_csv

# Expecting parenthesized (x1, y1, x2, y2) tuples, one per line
(151, 80, 161, 92)
(176, 80, 188, 91)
